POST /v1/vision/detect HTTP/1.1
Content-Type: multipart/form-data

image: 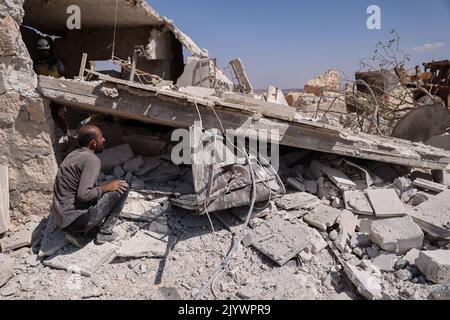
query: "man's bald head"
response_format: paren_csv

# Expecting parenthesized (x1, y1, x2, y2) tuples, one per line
(78, 125, 105, 153)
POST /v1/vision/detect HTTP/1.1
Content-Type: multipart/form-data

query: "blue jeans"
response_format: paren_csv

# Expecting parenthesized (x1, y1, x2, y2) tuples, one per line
(65, 187, 130, 234)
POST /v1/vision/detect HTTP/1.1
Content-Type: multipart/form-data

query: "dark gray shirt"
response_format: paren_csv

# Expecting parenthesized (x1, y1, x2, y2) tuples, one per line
(52, 147, 103, 229)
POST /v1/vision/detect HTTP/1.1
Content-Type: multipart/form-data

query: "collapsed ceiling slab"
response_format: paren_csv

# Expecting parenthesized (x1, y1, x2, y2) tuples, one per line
(23, 0, 208, 57)
(37, 76, 450, 170)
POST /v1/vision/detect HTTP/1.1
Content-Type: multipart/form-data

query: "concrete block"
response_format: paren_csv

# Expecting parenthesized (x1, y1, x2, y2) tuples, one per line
(123, 156, 145, 173)
(304, 204, 341, 231)
(342, 261, 382, 300)
(135, 157, 163, 176)
(416, 250, 450, 284)
(116, 231, 167, 258)
(404, 248, 420, 266)
(250, 216, 324, 265)
(38, 212, 69, 258)
(287, 177, 305, 192)
(413, 178, 448, 194)
(369, 217, 424, 255)
(304, 181, 318, 194)
(274, 192, 320, 210)
(343, 190, 374, 216)
(44, 242, 116, 277)
(97, 144, 134, 172)
(0, 253, 14, 288)
(409, 190, 450, 239)
(0, 165, 9, 235)
(0, 228, 32, 252)
(366, 189, 407, 218)
(431, 283, 450, 300)
(113, 166, 125, 178)
(372, 253, 397, 272)
(337, 210, 358, 238)
(322, 166, 357, 189)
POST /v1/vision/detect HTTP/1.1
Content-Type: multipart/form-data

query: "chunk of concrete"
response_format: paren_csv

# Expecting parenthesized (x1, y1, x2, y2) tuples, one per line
(304, 204, 341, 231)
(413, 178, 448, 194)
(135, 157, 163, 176)
(38, 213, 69, 258)
(366, 189, 407, 218)
(337, 210, 358, 238)
(123, 156, 145, 173)
(0, 254, 14, 288)
(416, 250, 450, 284)
(343, 190, 374, 216)
(322, 166, 357, 189)
(97, 144, 134, 172)
(342, 261, 382, 300)
(411, 191, 431, 206)
(404, 248, 420, 266)
(369, 217, 424, 255)
(287, 177, 305, 192)
(0, 228, 33, 252)
(249, 216, 324, 265)
(372, 253, 397, 272)
(116, 231, 167, 259)
(430, 283, 450, 300)
(44, 242, 116, 277)
(274, 192, 320, 210)
(309, 160, 325, 180)
(409, 190, 450, 239)
(113, 166, 125, 178)
(304, 181, 318, 194)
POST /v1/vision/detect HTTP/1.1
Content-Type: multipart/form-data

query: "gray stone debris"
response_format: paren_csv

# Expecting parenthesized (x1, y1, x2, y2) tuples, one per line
(304, 204, 341, 231)
(0, 228, 33, 252)
(304, 180, 318, 195)
(287, 177, 305, 192)
(409, 190, 450, 239)
(0, 253, 14, 288)
(116, 231, 168, 259)
(98, 144, 134, 171)
(412, 178, 448, 194)
(113, 165, 125, 178)
(38, 213, 69, 258)
(232, 201, 276, 222)
(136, 157, 163, 176)
(249, 216, 326, 266)
(366, 189, 407, 218)
(430, 282, 450, 300)
(342, 261, 382, 300)
(343, 190, 374, 216)
(123, 156, 145, 173)
(43, 242, 116, 277)
(411, 192, 430, 206)
(372, 253, 397, 272)
(131, 178, 145, 190)
(309, 160, 325, 180)
(404, 248, 420, 266)
(369, 217, 424, 255)
(394, 177, 412, 195)
(322, 166, 357, 189)
(274, 192, 320, 211)
(416, 250, 450, 284)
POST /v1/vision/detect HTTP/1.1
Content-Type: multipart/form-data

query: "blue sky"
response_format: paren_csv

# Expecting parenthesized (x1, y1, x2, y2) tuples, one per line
(149, 0, 450, 89)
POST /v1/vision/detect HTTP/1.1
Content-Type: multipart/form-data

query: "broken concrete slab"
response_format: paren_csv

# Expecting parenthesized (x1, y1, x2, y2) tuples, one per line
(342, 261, 382, 300)
(404, 249, 421, 266)
(416, 250, 450, 284)
(322, 166, 357, 189)
(116, 231, 167, 259)
(369, 217, 424, 255)
(372, 253, 397, 272)
(97, 144, 134, 172)
(274, 192, 320, 211)
(0, 228, 33, 252)
(337, 210, 358, 238)
(412, 178, 448, 194)
(304, 204, 341, 231)
(43, 242, 116, 277)
(249, 216, 324, 266)
(0, 253, 14, 288)
(409, 190, 450, 239)
(123, 156, 145, 173)
(38, 213, 69, 258)
(0, 166, 9, 235)
(430, 283, 450, 300)
(366, 189, 407, 218)
(343, 190, 374, 216)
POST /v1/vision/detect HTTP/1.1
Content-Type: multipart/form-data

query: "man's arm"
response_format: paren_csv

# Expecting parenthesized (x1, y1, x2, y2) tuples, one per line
(76, 158, 102, 203)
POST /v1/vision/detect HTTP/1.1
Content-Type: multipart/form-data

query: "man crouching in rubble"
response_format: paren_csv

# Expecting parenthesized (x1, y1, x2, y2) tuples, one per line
(52, 125, 130, 247)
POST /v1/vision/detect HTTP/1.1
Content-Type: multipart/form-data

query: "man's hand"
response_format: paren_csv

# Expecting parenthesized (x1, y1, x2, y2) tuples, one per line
(101, 180, 128, 194)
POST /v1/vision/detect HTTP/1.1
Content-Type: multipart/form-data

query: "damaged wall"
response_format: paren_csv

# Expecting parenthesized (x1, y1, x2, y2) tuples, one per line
(0, 1, 58, 217)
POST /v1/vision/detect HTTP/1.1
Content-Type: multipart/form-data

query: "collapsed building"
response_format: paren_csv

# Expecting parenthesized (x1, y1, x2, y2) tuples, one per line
(1, 0, 450, 300)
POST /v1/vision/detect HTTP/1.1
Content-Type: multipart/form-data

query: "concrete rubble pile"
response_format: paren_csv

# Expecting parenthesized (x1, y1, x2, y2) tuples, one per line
(2, 0, 450, 301)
